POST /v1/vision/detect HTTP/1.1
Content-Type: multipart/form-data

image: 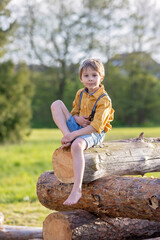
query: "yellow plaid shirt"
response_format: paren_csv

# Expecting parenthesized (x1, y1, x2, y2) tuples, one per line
(71, 84, 114, 134)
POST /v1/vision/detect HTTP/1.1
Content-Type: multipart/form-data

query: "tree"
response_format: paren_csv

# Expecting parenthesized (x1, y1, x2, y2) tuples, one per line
(14, 0, 128, 128)
(104, 61, 128, 126)
(23, 0, 83, 100)
(0, 61, 33, 143)
(30, 64, 82, 128)
(10, 0, 160, 128)
(30, 67, 60, 128)
(119, 0, 160, 55)
(13, 0, 128, 100)
(0, 1, 33, 143)
(0, 0, 16, 58)
(106, 52, 160, 126)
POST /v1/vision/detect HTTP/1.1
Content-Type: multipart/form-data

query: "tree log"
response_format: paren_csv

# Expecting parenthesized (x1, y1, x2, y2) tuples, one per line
(43, 210, 160, 240)
(37, 171, 160, 221)
(0, 225, 42, 240)
(52, 138, 160, 183)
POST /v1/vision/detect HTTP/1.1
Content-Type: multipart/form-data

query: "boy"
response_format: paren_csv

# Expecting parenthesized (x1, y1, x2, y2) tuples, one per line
(51, 58, 114, 206)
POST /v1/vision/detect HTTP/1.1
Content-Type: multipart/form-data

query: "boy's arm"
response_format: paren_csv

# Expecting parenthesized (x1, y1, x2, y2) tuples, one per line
(74, 125, 96, 136)
(73, 115, 90, 127)
(61, 125, 96, 145)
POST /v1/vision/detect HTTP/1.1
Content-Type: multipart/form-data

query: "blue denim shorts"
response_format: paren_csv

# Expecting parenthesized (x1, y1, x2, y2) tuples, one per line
(66, 115, 105, 149)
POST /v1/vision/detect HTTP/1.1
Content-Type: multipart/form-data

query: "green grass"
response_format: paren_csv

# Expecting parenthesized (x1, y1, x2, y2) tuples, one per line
(0, 129, 63, 204)
(0, 127, 160, 226)
(0, 202, 52, 227)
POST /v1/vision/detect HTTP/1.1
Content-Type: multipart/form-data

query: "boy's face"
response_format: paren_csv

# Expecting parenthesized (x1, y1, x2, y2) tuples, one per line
(80, 67, 104, 94)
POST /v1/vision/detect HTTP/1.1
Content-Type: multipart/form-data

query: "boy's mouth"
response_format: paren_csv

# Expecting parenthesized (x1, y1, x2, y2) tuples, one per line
(88, 83, 94, 86)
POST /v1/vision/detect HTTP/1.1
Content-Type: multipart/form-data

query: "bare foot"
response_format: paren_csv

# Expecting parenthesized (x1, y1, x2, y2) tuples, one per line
(63, 189, 82, 205)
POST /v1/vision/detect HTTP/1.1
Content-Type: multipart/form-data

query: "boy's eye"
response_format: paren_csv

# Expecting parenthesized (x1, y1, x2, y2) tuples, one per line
(84, 75, 88, 77)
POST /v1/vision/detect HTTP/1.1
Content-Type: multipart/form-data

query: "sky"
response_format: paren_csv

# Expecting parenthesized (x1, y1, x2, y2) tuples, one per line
(5, 0, 160, 64)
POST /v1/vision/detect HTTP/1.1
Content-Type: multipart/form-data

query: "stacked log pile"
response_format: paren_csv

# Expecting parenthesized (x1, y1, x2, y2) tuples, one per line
(38, 136, 160, 239)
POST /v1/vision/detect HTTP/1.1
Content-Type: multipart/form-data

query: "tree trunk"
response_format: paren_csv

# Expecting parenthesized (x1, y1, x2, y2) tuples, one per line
(52, 138, 160, 183)
(37, 171, 160, 221)
(0, 225, 42, 239)
(43, 210, 160, 240)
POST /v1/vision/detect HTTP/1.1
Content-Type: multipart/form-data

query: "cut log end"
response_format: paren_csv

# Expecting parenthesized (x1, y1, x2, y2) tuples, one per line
(52, 149, 74, 183)
(43, 212, 72, 240)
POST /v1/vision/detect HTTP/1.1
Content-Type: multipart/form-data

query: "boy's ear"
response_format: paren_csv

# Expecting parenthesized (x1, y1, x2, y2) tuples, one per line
(100, 76, 104, 82)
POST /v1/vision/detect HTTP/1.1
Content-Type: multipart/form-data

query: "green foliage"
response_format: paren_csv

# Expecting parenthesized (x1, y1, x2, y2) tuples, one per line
(0, 0, 17, 58)
(63, 76, 83, 111)
(125, 70, 160, 125)
(29, 51, 160, 128)
(104, 63, 129, 126)
(30, 70, 56, 128)
(30, 65, 81, 128)
(105, 53, 160, 126)
(0, 61, 33, 143)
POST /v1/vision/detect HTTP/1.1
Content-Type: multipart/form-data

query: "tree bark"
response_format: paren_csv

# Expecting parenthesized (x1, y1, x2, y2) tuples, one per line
(37, 171, 160, 221)
(52, 138, 160, 183)
(43, 210, 160, 240)
(0, 225, 42, 239)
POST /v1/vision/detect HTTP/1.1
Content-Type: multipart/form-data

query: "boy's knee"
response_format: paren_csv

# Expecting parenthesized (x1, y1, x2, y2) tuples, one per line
(51, 100, 63, 111)
(71, 138, 86, 152)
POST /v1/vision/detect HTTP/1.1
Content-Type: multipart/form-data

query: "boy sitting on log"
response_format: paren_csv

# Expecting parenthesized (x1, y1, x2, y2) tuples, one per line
(51, 58, 114, 206)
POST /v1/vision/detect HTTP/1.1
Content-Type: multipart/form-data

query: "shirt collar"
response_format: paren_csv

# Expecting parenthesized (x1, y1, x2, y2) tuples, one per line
(84, 84, 105, 98)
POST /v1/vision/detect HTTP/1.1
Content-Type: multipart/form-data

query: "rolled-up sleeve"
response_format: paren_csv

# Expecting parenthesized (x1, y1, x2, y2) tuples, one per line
(71, 90, 81, 116)
(90, 96, 112, 134)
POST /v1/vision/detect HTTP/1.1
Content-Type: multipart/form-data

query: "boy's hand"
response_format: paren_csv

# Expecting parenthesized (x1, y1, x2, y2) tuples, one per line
(61, 142, 71, 149)
(61, 132, 76, 146)
(74, 115, 90, 127)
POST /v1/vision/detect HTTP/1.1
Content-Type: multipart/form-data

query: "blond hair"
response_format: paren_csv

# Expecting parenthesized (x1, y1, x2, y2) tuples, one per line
(79, 58, 105, 79)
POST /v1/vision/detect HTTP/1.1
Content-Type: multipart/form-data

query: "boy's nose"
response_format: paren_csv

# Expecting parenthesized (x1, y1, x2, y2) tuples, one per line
(89, 76, 93, 81)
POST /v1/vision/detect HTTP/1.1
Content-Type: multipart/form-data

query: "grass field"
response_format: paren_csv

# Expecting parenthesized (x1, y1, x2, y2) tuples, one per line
(0, 127, 160, 227)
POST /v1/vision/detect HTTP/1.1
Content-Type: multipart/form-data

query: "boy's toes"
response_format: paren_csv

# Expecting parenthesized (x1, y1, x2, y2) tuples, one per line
(63, 191, 82, 206)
